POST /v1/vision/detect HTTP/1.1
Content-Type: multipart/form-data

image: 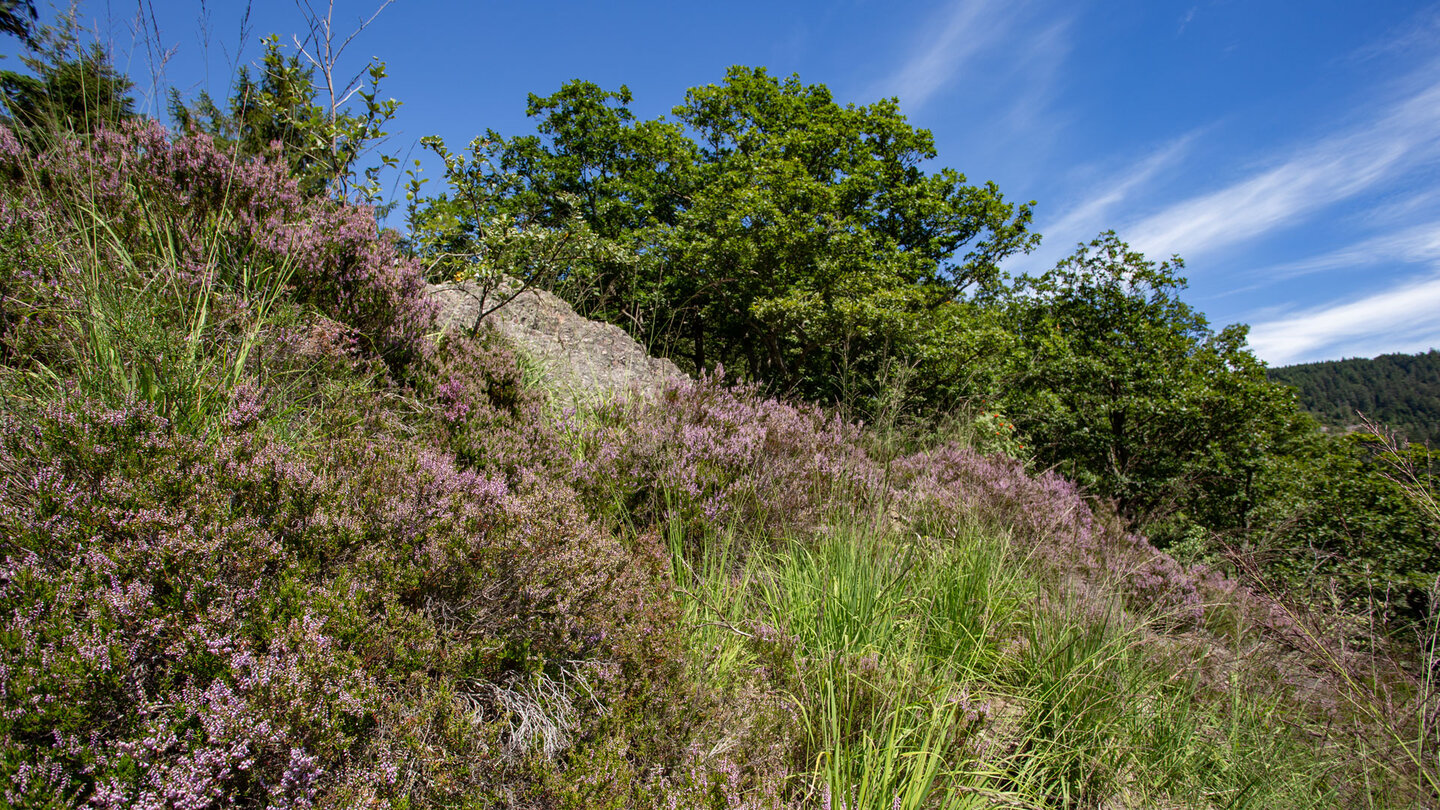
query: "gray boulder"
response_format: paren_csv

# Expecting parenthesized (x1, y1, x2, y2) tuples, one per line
(427, 278, 686, 402)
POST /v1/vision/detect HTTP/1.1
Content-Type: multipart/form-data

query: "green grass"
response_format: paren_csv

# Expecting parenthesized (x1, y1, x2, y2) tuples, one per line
(7, 137, 293, 436)
(657, 502, 1435, 808)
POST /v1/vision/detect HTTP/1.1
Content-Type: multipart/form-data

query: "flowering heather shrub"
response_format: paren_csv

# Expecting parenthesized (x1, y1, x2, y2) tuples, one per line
(0, 397, 378, 806)
(0, 121, 434, 376)
(891, 444, 1202, 624)
(572, 371, 883, 540)
(0, 389, 691, 806)
(0, 183, 72, 377)
(415, 331, 572, 482)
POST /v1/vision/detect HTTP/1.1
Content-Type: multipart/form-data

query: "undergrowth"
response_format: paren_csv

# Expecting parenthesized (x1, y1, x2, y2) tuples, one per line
(0, 120, 1436, 808)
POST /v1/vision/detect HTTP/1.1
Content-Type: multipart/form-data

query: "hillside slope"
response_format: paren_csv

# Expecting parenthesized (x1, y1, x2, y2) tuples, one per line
(1269, 349, 1440, 444)
(2, 122, 1436, 808)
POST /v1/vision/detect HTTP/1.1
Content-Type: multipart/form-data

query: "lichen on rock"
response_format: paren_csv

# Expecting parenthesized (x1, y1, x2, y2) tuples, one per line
(428, 278, 685, 402)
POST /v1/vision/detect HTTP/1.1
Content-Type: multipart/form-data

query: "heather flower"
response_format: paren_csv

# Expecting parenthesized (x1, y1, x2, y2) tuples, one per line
(891, 443, 1203, 625)
(0, 121, 436, 379)
(223, 382, 267, 430)
(572, 370, 883, 543)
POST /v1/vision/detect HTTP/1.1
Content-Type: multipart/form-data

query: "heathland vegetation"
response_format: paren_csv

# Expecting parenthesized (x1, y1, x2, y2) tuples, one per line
(2, 6, 1438, 807)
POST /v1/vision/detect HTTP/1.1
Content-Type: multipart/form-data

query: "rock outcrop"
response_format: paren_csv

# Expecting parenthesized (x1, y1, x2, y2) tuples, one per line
(427, 279, 686, 401)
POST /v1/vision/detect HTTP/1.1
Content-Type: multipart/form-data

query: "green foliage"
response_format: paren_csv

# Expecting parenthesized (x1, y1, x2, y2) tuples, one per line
(414, 68, 1037, 411)
(0, 136, 281, 433)
(661, 65, 1036, 391)
(948, 232, 1440, 632)
(170, 34, 400, 203)
(489, 81, 697, 243)
(1243, 431, 1440, 622)
(404, 133, 629, 334)
(50, 207, 292, 434)
(461, 80, 702, 343)
(999, 232, 1300, 528)
(0, 0, 37, 44)
(0, 12, 135, 141)
(1269, 349, 1440, 446)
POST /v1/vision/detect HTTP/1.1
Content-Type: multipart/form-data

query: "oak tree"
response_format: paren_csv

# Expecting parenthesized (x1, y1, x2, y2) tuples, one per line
(415, 67, 1037, 407)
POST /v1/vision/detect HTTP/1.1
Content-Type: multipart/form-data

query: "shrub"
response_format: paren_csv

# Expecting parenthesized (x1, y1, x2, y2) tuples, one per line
(570, 371, 883, 543)
(0, 396, 378, 806)
(0, 121, 434, 384)
(415, 330, 570, 484)
(891, 443, 1203, 625)
(0, 387, 690, 807)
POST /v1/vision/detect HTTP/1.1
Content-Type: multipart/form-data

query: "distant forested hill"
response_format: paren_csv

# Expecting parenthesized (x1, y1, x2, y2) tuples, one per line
(1268, 349, 1440, 445)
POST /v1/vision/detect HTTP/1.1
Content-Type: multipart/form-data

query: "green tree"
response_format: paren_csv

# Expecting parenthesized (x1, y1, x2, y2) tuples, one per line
(0, 13, 135, 140)
(170, 34, 398, 203)
(416, 68, 1037, 408)
(670, 67, 1034, 394)
(409, 82, 692, 340)
(1236, 430, 1440, 623)
(1269, 349, 1440, 445)
(0, 0, 38, 44)
(1000, 232, 1299, 527)
(489, 82, 698, 242)
(406, 132, 630, 336)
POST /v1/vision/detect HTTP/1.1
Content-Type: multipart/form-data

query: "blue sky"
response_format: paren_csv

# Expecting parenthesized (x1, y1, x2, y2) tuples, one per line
(26, 0, 1440, 366)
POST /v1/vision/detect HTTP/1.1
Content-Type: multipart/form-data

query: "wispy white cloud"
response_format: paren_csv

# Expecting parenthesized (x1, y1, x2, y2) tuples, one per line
(1177, 6, 1198, 35)
(872, 0, 1068, 115)
(876, 0, 1010, 111)
(1261, 220, 1440, 280)
(995, 19, 1072, 137)
(1246, 270, 1440, 365)
(1354, 187, 1440, 230)
(1347, 5, 1440, 64)
(1126, 70, 1440, 261)
(1050, 137, 1196, 245)
(1001, 134, 1198, 277)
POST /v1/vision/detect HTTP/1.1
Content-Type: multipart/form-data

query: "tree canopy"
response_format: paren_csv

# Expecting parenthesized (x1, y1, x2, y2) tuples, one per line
(997, 233, 1300, 527)
(0, 0, 37, 44)
(0, 16, 134, 140)
(1269, 349, 1440, 445)
(170, 35, 400, 203)
(412, 67, 1037, 406)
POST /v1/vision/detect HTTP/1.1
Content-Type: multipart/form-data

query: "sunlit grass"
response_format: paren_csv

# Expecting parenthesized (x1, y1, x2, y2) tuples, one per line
(656, 498, 1434, 808)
